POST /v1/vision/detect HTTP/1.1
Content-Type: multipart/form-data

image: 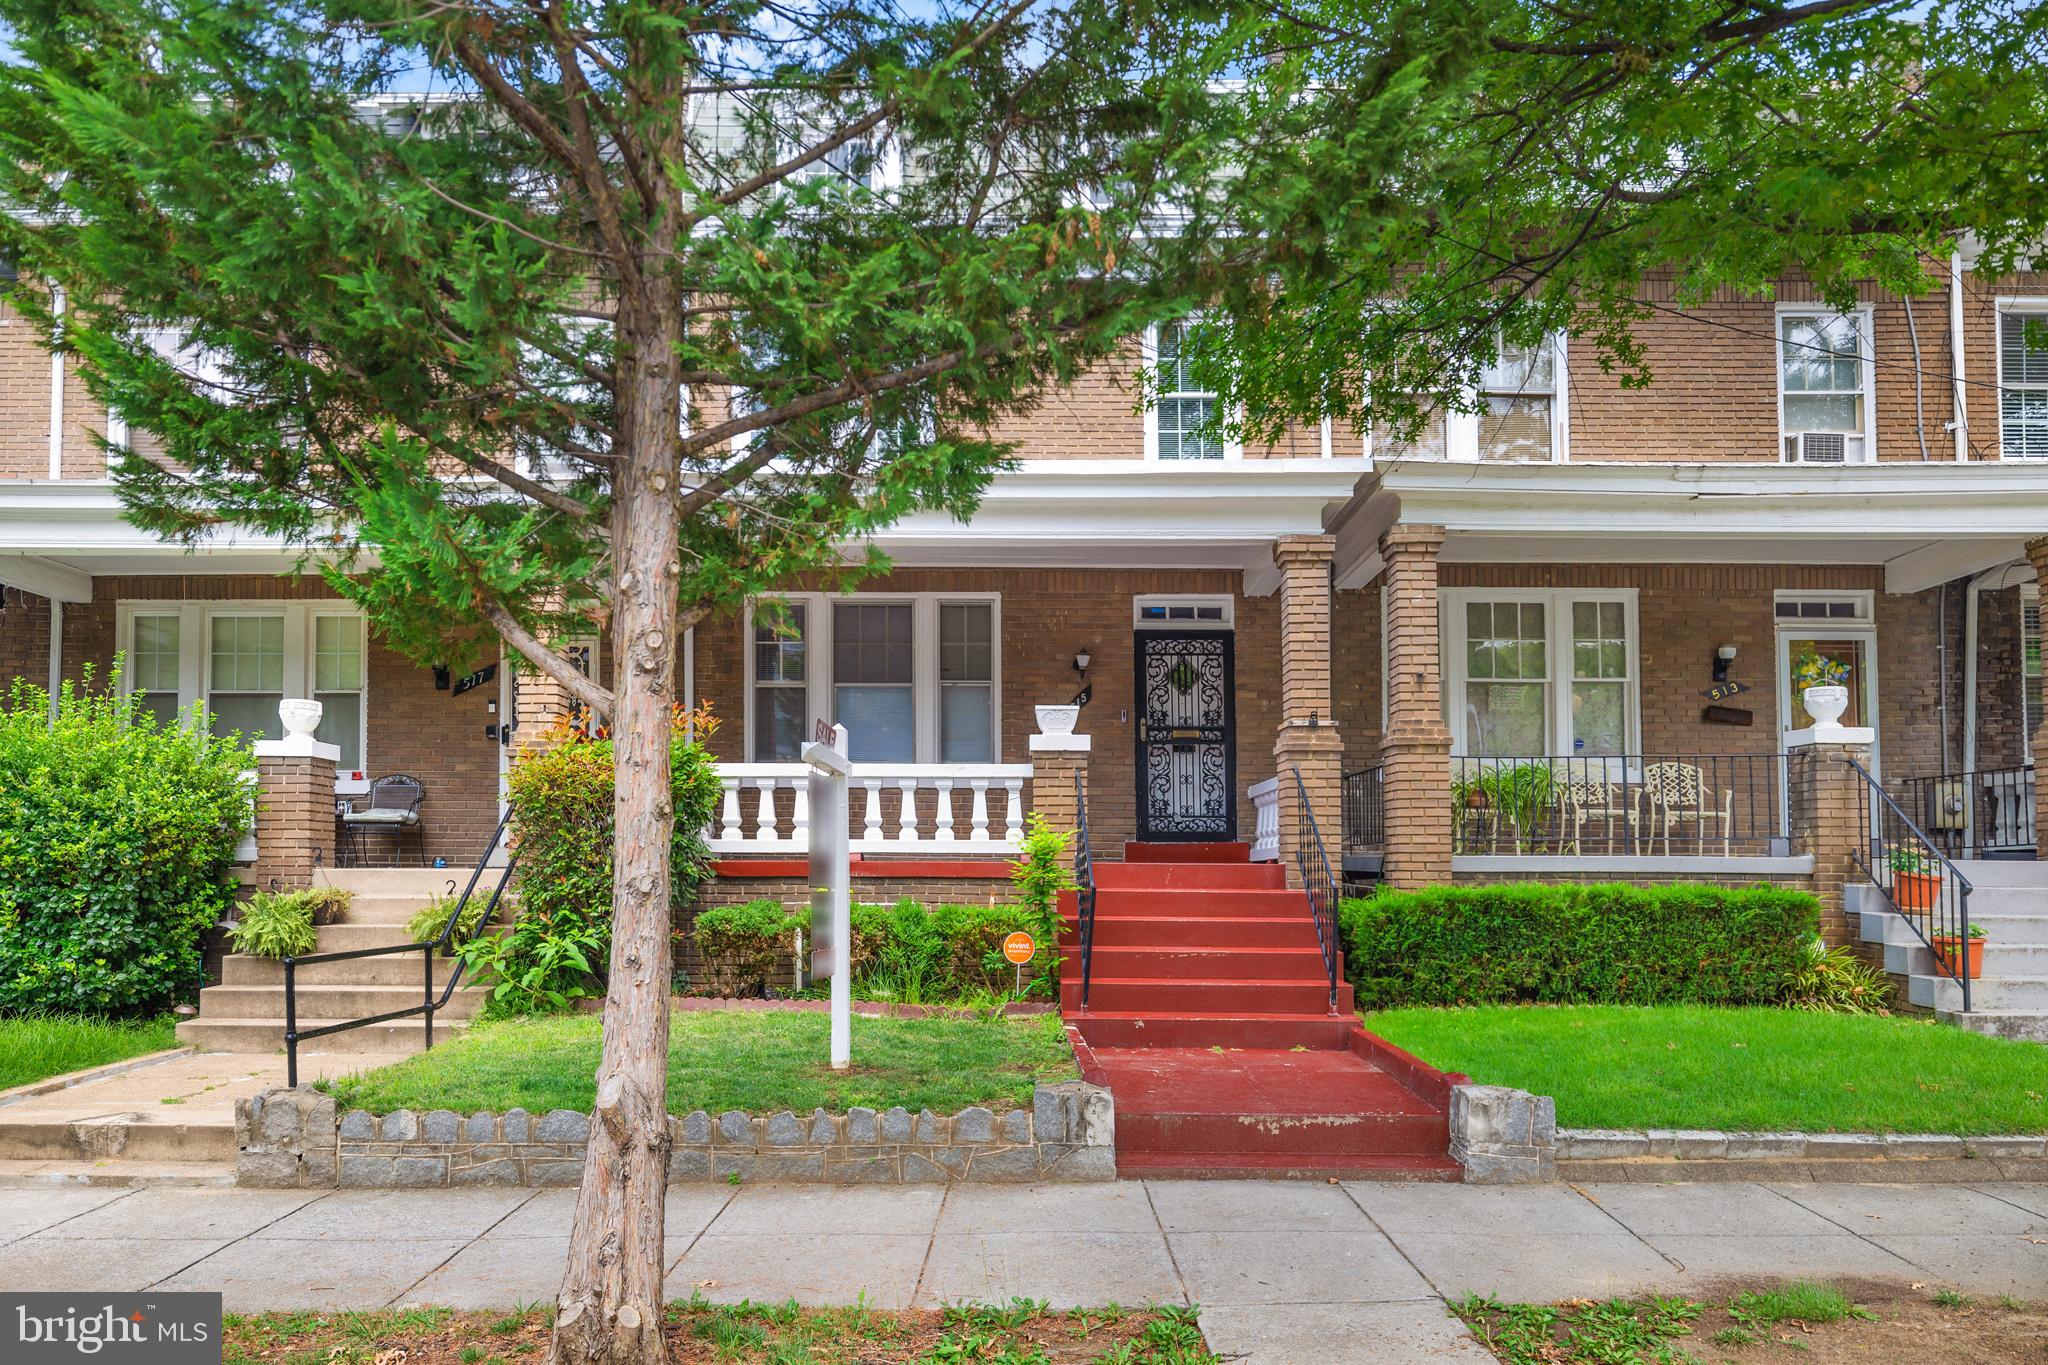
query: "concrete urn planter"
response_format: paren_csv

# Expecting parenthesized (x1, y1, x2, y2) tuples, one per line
(278, 698, 326, 738)
(1034, 704, 1080, 736)
(1801, 684, 1849, 729)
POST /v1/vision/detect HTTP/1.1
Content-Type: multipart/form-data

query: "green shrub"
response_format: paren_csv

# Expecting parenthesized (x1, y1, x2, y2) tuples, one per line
(695, 898, 802, 996)
(1339, 882, 1819, 1009)
(228, 889, 320, 959)
(1783, 938, 1894, 1014)
(1009, 814, 1074, 989)
(0, 669, 252, 1013)
(852, 898, 1041, 1003)
(405, 892, 502, 955)
(481, 708, 723, 1012)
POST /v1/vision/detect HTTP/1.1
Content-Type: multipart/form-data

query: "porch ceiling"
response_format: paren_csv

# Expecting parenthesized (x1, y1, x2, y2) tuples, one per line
(1332, 463, 2048, 594)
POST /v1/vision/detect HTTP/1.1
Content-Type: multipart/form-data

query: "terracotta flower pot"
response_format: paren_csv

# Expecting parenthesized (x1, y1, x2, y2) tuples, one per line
(1892, 869, 1942, 912)
(1933, 934, 1984, 980)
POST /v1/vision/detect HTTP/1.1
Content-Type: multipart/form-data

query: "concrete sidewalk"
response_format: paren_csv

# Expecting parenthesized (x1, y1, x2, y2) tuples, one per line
(1, 1180, 2043, 1364)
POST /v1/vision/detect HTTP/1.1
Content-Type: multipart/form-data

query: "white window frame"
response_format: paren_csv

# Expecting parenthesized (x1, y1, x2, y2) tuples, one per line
(105, 326, 236, 458)
(1142, 320, 1243, 461)
(1995, 297, 2048, 461)
(1131, 594, 1235, 630)
(2021, 584, 2041, 761)
(1457, 330, 1568, 464)
(742, 591, 1003, 762)
(1439, 587, 1641, 757)
(115, 601, 371, 780)
(1775, 304, 1876, 464)
(1771, 588, 1875, 625)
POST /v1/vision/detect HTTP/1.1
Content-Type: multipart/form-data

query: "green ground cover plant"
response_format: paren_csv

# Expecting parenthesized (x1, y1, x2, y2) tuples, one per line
(0, 671, 252, 1013)
(1340, 883, 1818, 1009)
(224, 1301, 1217, 1365)
(325, 1008, 1078, 1115)
(1369, 1004, 2048, 1133)
(0, 1013, 179, 1090)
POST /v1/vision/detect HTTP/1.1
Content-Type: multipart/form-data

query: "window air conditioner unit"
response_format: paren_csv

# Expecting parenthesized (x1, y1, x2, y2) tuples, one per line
(1784, 431, 1861, 464)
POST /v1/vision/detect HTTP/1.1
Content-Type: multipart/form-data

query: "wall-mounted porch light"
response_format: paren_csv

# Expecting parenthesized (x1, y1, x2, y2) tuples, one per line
(1712, 643, 1738, 683)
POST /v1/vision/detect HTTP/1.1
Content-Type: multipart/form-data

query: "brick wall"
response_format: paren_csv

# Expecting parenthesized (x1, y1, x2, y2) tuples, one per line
(1975, 585, 2032, 771)
(0, 299, 49, 480)
(689, 566, 1289, 853)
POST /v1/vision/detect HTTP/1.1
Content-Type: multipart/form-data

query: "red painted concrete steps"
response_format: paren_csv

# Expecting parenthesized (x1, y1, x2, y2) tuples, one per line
(1063, 843, 1460, 1181)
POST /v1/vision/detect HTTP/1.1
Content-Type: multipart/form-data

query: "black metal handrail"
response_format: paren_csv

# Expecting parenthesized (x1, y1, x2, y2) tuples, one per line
(284, 809, 518, 1086)
(1448, 752, 1789, 857)
(1290, 768, 1341, 1014)
(1073, 769, 1098, 1009)
(1898, 765, 2037, 861)
(1848, 758, 1974, 1014)
(1341, 765, 1385, 856)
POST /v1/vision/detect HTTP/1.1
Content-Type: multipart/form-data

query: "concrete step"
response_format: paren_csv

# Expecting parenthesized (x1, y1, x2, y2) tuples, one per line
(1943, 1010, 2048, 1042)
(1950, 859, 2048, 888)
(220, 952, 470, 988)
(1117, 1109, 1447, 1158)
(1884, 941, 2048, 977)
(1071, 1011, 1356, 1050)
(316, 868, 470, 897)
(1909, 974, 2048, 1012)
(0, 1115, 234, 1163)
(1964, 887, 2048, 915)
(325, 893, 447, 927)
(0, 1158, 234, 1188)
(1065, 977, 1350, 1015)
(1124, 842, 1252, 863)
(1114, 1151, 1462, 1181)
(175, 1015, 473, 1054)
(197, 983, 488, 1021)
(298, 922, 502, 954)
(1862, 908, 2048, 948)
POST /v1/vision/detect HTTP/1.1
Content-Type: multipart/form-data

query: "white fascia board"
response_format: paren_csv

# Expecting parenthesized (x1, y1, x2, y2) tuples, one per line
(0, 553, 90, 602)
(0, 480, 320, 564)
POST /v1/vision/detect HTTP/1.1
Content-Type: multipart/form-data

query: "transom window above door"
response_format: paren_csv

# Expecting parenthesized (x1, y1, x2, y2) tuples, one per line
(1443, 589, 1639, 758)
(745, 593, 1000, 763)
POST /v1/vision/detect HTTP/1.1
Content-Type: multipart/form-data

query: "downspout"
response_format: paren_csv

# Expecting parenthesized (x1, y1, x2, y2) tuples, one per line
(1939, 582, 1952, 773)
(1904, 290, 1930, 462)
(1963, 568, 1991, 777)
(1950, 253, 1969, 461)
(46, 286, 64, 479)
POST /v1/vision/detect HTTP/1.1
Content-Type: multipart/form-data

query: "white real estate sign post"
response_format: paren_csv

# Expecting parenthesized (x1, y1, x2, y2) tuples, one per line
(803, 722, 853, 1070)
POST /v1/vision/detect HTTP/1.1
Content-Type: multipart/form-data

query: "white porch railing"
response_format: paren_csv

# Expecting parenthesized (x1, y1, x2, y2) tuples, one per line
(1248, 776, 1281, 862)
(234, 768, 259, 864)
(708, 762, 1032, 855)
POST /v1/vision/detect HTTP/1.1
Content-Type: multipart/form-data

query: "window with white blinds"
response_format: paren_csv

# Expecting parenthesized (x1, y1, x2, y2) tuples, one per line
(1999, 309, 2048, 460)
(2023, 593, 2043, 758)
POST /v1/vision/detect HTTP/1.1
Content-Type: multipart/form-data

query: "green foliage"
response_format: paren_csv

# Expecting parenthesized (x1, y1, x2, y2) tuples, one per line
(1010, 815, 1075, 988)
(856, 900, 1044, 1004)
(227, 890, 321, 960)
(695, 899, 804, 998)
(1728, 1283, 1872, 1332)
(1783, 939, 1894, 1015)
(1475, 765, 1557, 850)
(0, 1012, 180, 1090)
(0, 670, 251, 1014)
(1887, 845, 1941, 876)
(477, 721, 723, 1013)
(405, 893, 500, 956)
(1455, 1293, 1703, 1365)
(1339, 883, 1818, 1009)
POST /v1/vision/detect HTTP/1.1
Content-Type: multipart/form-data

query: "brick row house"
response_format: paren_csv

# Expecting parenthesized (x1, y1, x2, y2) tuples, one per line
(8, 256, 2048, 1002)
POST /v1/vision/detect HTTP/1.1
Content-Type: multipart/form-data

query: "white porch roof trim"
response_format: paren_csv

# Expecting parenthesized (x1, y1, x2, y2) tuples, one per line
(3, 459, 1368, 598)
(1332, 462, 2048, 595)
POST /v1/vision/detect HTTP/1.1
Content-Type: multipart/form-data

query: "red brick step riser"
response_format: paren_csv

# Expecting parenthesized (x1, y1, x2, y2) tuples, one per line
(1123, 841, 1253, 864)
(1066, 979, 1351, 1015)
(1068, 947, 1333, 982)
(1117, 1111, 1449, 1157)
(1061, 917, 1325, 949)
(1115, 1153, 1463, 1182)
(1091, 864, 1287, 891)
(1069, 1015, 1357, 1049)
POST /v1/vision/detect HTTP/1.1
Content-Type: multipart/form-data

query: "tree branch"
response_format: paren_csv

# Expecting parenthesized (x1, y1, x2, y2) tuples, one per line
(482, 596, 616, 716)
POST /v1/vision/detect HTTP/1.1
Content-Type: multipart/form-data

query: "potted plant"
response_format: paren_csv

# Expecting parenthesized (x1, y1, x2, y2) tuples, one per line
(1479, 762, 1559, 853)
(1932, 923, 1987, 980)
(1450, 771, 1489, 811)
(1793, 649, 1853, 728)
(1887, 844, 1943, 913)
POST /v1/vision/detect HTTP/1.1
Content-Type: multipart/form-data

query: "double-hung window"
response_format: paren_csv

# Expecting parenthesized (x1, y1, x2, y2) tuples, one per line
(1445, 590, 1637, 757)
(1998, 305, 2048, 460)
(208, 614, 286, 746)
(1476, 336, 1563, 462)
(1145, 320, 1238, 460)
(312, 614, 367, 769)
(1779, 309, 1872, 463)
(745, 594, 1002, 762)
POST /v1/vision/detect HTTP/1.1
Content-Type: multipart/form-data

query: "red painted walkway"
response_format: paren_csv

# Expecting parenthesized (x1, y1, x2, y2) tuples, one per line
(1060, 843, 1462, 1181)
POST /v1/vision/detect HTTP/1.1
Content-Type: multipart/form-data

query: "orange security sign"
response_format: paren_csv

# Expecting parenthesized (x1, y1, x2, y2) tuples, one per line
(1002, 931, 1036, 965)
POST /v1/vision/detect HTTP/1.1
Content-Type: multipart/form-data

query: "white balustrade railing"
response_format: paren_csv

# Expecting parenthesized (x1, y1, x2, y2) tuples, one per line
(1248, 776, 1281, 862)
(235, 768, 259, 864)
(708, 762, 1032, 855)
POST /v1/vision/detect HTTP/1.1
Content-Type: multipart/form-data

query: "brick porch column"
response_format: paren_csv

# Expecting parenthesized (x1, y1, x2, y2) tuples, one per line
(1786, 724, 1875, 943)
(1271, 535, 1342, 886)
(510, 659, 570, 757)
(1029, 729, 1092, 860)
(251, 703, 339, 890)
(2029, 536, 2048, 860)
(1377, 524, 1452, 889)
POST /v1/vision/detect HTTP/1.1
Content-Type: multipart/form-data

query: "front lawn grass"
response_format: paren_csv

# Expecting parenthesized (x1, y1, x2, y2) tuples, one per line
(0, 1013, 179, 1091)
(1368, 1005, 2048, 1134)
(324, 1008, 1079, 1115)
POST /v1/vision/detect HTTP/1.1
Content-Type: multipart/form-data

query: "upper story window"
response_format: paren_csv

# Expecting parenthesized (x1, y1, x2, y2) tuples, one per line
(1998, 305, 2048, 460)
(1145, 320, 1238, 460)
(1779, 309, 1872, 464)
(1476, 336, 1564, 462)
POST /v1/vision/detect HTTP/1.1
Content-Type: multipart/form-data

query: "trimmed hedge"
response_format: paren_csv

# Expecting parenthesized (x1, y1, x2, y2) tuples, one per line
(1339, 882, 1820, 1009)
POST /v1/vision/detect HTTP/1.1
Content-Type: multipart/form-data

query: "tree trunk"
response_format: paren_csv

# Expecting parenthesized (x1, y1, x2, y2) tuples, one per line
(547, 288, 683, 1365)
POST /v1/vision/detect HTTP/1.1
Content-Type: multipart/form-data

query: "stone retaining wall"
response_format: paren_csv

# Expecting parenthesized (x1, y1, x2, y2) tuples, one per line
(236, 1082, 1114, 1188)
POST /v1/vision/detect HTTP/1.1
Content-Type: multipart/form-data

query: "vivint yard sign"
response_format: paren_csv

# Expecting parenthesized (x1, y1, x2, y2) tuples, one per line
(5, 1293, 221, 1364)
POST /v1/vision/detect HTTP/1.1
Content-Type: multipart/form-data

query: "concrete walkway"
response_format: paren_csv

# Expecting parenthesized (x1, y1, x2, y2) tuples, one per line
(0, 1180, 2043, 1363)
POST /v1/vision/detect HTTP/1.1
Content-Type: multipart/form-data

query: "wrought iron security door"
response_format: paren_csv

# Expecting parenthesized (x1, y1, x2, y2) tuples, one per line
(1135, 630, 1236, 840)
